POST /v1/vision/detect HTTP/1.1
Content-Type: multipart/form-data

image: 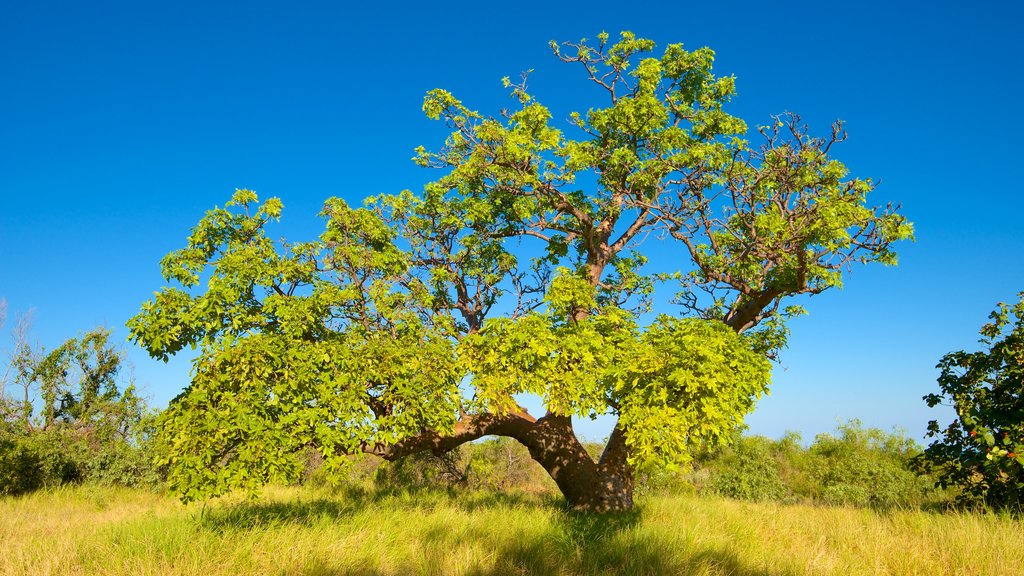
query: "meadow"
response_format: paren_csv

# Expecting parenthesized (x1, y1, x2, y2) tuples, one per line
(2, 485, 1021, 576)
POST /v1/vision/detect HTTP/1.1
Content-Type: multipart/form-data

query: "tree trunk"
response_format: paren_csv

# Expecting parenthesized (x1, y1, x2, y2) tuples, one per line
(363, 410, 636, 512)
(517, 413, 634, 512)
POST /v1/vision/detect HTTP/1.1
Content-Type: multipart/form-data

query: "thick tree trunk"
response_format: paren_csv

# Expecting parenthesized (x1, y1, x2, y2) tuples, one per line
(516, 413, 633, 511)
(363, 409, 635, 512)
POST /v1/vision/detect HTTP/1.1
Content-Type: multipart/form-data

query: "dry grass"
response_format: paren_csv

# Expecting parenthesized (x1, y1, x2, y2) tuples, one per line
(1, 485, 1021, 575)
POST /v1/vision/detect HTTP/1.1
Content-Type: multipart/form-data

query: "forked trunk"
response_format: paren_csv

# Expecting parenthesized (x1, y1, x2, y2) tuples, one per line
(363, 410, 636, 512)
(556, 461, 634, 512)
(519, 414, 634, 512)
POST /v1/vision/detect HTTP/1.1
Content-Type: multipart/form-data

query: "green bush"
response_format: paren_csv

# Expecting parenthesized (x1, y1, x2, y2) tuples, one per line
(635, 466, 696, 497)
(374, 449, 469, 489)
(804, 421, 929, 508)
(0, 425, 162, 495)
(0, 436, 43, 495)
(686, 422, 938, 509)
(465, 438, 554, 492)
(19, 430, 85, 486)
(703, 436, 787, 502)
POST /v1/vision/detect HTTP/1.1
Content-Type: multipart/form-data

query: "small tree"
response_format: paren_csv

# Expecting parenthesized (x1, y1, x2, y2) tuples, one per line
(921, 293, 1024, 508)
(129, 32, 911, 511)
(0, 303, 36, 429)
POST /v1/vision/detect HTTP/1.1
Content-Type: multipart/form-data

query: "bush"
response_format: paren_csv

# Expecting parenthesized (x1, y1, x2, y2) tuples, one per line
(19, 430, 85, 486)
(0, 436, 43, 495)
(465, 438, 554, 492)
(374, 449, 469, 489)
(0, 329, 163, 495)
(804, 421, 929, 508)
(703, 436, 787, 502)
(635, 466, 696, 497)
(684, 422, 937, 508)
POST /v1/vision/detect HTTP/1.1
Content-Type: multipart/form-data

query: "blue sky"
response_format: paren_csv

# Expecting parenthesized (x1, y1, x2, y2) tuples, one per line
(2, 1, 1022, 443)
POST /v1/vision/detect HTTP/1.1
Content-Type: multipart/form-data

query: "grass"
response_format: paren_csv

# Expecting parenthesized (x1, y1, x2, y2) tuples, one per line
(1, 485, 1021, 575)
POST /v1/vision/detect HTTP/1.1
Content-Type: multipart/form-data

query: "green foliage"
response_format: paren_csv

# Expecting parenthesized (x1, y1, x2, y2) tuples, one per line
(130, 31, 910, 505)
(689, 421, 934, 508)
(920, 293, 1024, 509)
(0, 329, 160, 495)
(804, 421, 929, 507)
(705, 436, 786, 502)
(460, 297, 771, 472)
(463, 438, 542, 491)
(0, 436, 43, 495)
(615, 317, 770, 472)
(131, 193, 462, 502)
(373, 450, 469, 489)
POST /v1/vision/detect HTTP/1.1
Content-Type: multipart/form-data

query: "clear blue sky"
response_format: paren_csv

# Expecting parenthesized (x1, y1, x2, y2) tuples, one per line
(2, 0, 1022, 443)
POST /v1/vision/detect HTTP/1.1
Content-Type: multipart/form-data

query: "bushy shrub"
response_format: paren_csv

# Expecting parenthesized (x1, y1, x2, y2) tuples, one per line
(0, 436, 43, 495)
(18, 429, 86, 486)
(702, 435, 787, 502)
(0, 425, 162, 495)
(465, 438, 554, 492)
(685, 422, 937, 508)
(804, 421, 929, 508)
(635, 466, 697, 496)
(374, 449, 469, 489)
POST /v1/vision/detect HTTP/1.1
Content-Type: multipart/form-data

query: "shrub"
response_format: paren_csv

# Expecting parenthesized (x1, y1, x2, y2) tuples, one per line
(0, 436, 43, 495)
(465, 438, 554, 492)
(686, 422, 936, 508)
(374, 449, 469, 489)
(704, 435, 787, 502)
(804, 421, 929, 508)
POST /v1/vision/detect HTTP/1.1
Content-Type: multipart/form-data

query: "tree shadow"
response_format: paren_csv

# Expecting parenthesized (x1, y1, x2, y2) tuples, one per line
(199, 488, 796, 575)
(199, 495, 360, 531)
(456, 506, 791, 576)
(198, 485, 550, 531)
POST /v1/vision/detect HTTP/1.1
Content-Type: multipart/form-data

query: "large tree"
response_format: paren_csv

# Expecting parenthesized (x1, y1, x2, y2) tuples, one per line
(129, 32, 912, 511)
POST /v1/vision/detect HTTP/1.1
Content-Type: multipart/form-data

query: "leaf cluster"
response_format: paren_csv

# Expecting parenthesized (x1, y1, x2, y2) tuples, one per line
(920, 293, 1024, 508)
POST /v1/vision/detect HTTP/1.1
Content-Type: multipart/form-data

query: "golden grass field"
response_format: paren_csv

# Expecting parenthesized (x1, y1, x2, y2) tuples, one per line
(1, 485, 1021, 576)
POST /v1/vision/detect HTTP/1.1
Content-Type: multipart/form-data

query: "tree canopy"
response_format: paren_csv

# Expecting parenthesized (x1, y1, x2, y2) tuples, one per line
(129, 31, 912, 510)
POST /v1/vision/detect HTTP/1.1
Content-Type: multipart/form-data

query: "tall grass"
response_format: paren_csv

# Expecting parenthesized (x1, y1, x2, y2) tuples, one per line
(1, 485, 1020, 575)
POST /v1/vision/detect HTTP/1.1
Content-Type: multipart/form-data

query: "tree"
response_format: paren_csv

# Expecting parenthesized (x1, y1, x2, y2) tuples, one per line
(0, 301, 36, 430)
(128, 32, 912, 511)
(920, 293, 1024, 508)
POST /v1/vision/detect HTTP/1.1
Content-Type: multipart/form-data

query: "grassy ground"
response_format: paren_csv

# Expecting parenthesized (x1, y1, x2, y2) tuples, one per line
(1, 485, 1021, 576)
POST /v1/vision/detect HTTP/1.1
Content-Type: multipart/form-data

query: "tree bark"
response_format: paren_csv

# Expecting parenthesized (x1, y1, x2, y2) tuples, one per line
(362, 409, 635, 512)
(515, 413, 633, 512)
